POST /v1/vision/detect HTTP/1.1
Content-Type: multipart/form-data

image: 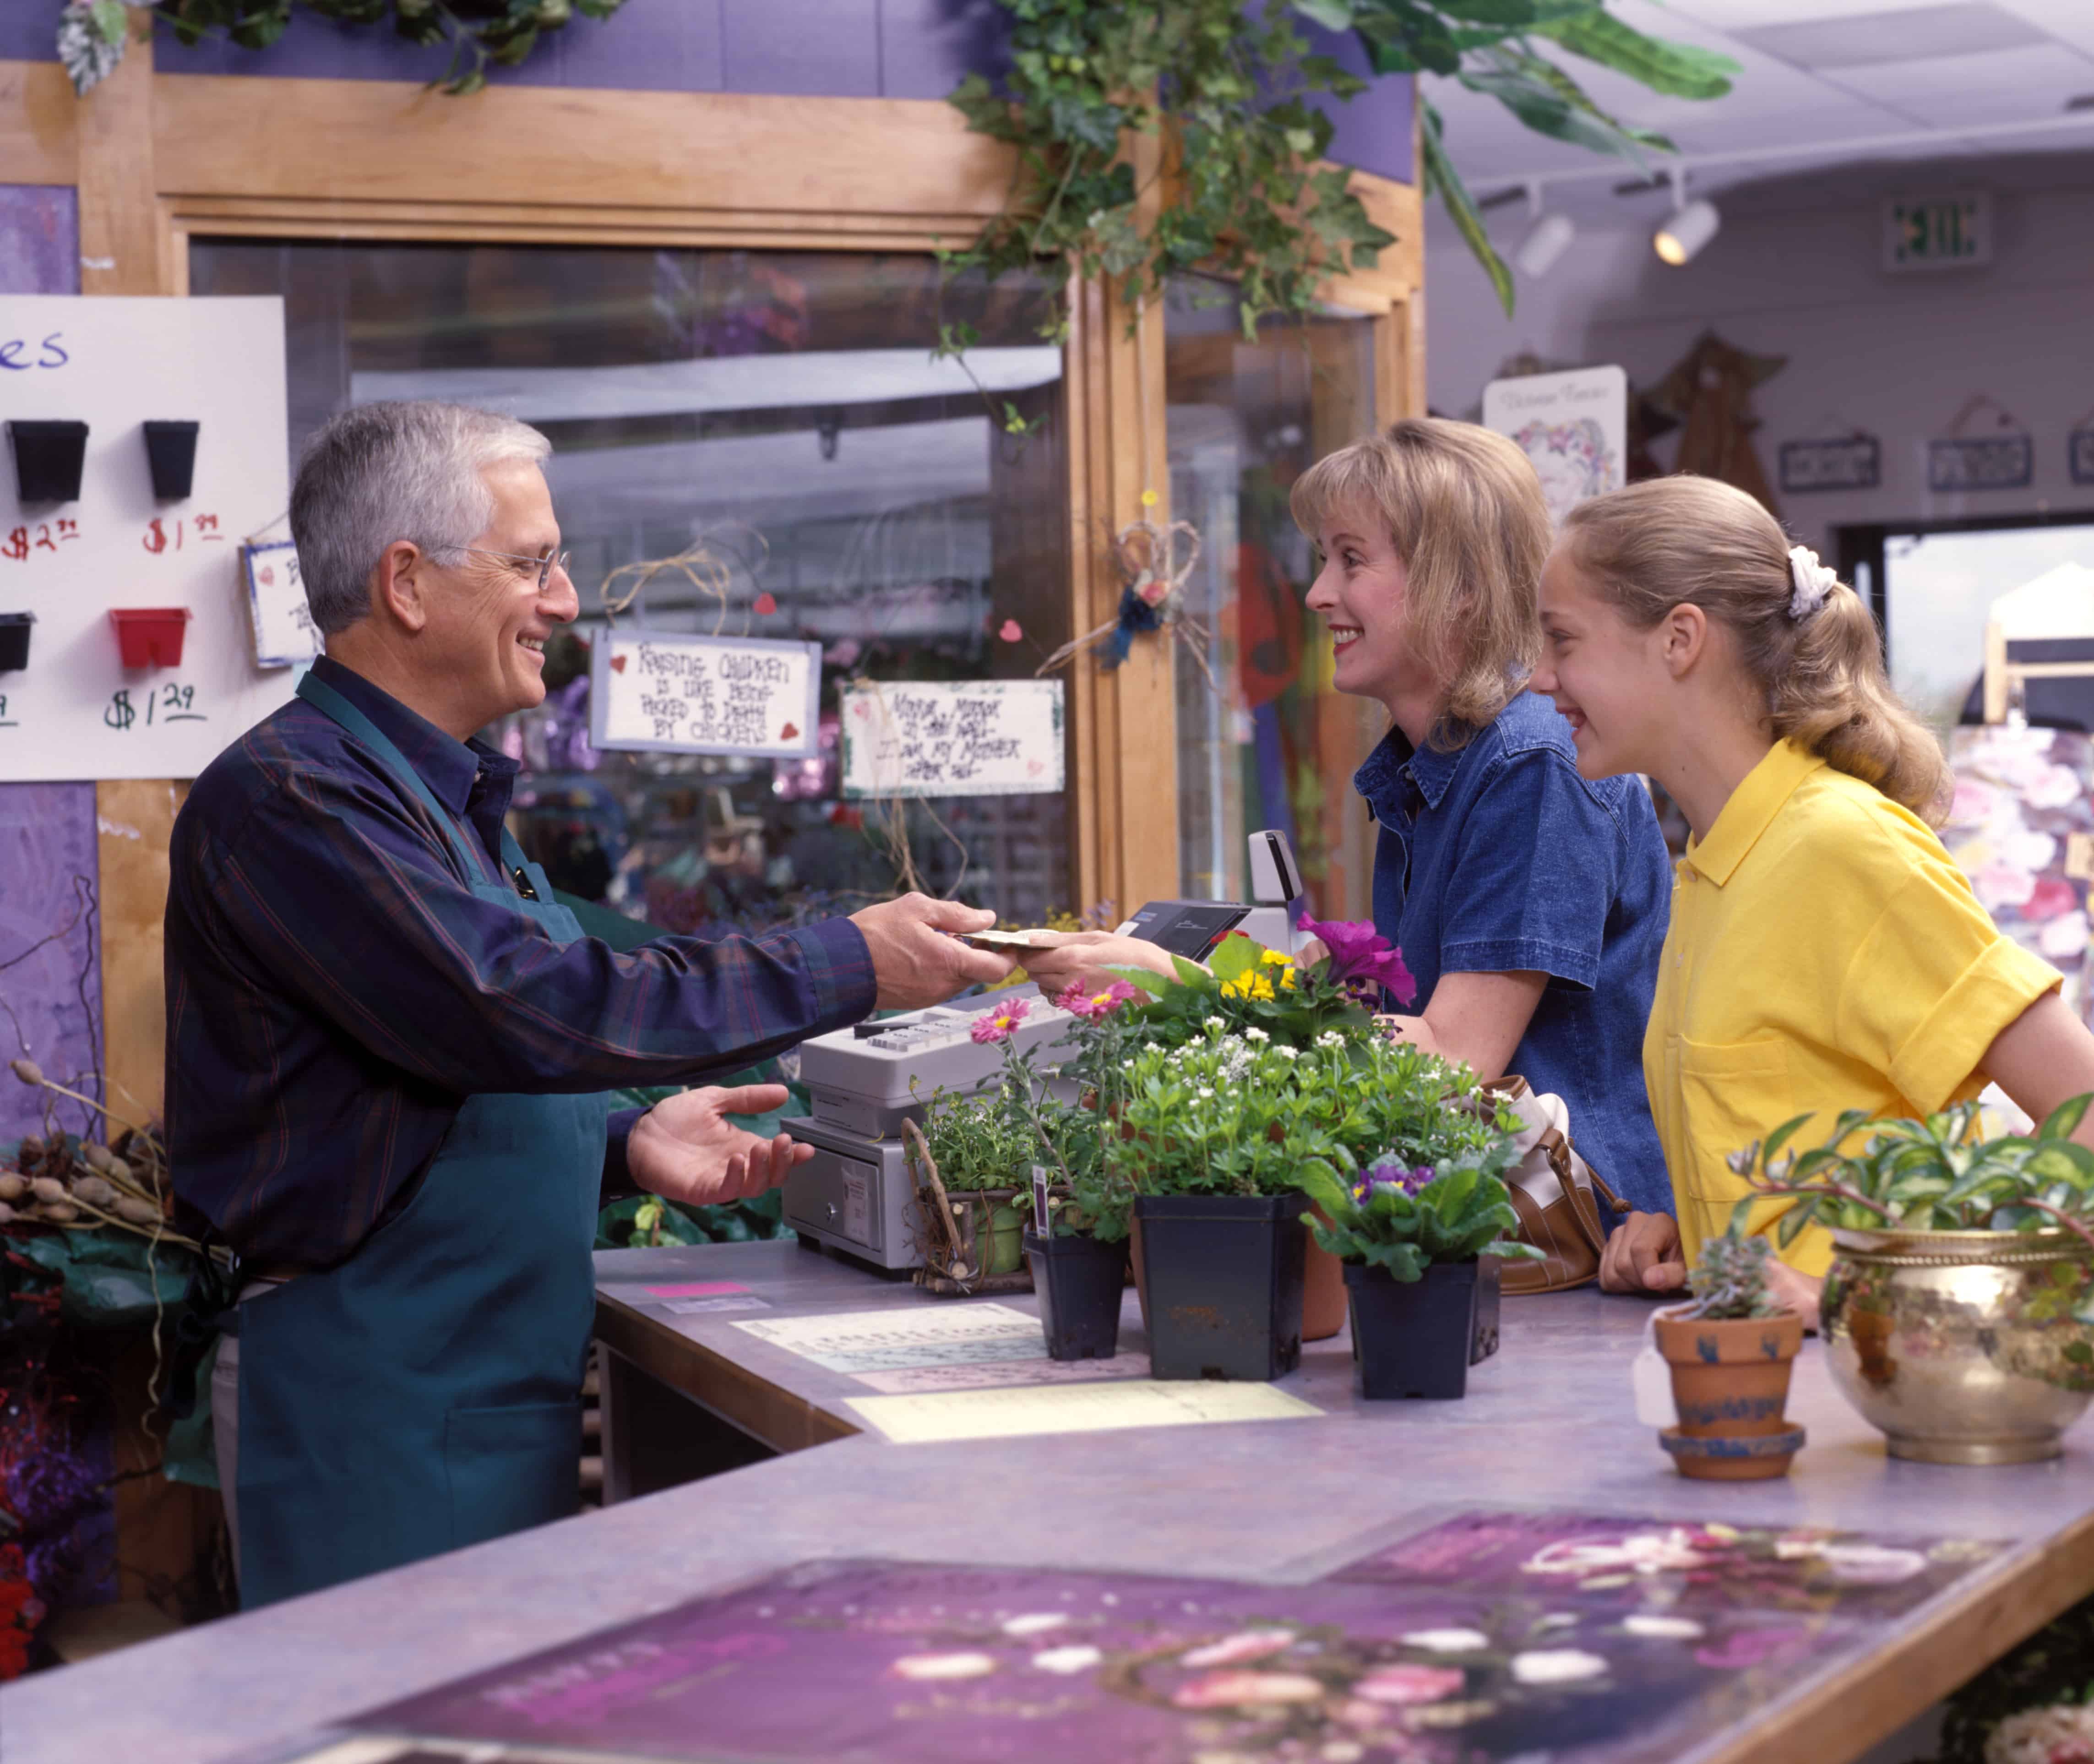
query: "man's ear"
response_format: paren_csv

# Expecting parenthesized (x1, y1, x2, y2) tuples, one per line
(372, 540, 431, 634)
(1659, 602, 1709, 681)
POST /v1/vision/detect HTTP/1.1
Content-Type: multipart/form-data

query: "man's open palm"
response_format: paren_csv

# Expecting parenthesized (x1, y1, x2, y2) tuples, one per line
(627, 1083, 812, 1207)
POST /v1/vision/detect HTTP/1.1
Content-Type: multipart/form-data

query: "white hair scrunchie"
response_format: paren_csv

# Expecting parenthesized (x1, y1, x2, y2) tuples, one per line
(1788, 545, 1838, 622)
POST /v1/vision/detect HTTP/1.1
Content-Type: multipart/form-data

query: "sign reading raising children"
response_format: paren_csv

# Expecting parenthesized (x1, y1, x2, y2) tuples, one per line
(841, 680, 1065, 798)
(590, 630, 822, 757)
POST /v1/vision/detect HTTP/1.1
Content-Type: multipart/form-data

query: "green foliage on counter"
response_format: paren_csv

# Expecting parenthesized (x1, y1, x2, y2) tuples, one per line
(1301, 1143, 1533, 1281)
(62, 0, 627, 98)
(1725, 1095, 2094, 1268)
(1682, 1227, 1781, 1322)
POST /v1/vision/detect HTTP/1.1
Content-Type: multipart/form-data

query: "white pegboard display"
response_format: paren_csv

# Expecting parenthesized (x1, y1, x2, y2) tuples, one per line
(0, 295, 297, 782)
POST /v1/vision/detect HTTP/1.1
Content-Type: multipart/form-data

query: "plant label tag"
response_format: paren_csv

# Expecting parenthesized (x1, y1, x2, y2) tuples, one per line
(1633, 1303, 1690, 1428)
(1032, 1165, 1052, 1233)
(1632, 1345, 1677, 1428)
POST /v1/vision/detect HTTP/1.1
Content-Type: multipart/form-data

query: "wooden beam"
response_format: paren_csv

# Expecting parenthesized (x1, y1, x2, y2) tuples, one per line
(154, 74, 1015, 227)
(75, 25, 168, 295)
(0, 60, 77, 187)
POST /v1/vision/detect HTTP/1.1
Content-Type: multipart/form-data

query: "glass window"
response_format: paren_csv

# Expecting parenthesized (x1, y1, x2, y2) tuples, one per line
(1165, 276, 1381, 915)
(189, 242, 1073, 933)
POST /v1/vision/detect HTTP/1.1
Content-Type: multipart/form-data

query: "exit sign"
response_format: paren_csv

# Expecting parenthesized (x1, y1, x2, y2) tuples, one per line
(1884, 193, 1991, 272)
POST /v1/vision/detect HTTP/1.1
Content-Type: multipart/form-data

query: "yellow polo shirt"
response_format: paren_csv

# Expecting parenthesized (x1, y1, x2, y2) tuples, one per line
(1646, 740, 2060, 1275)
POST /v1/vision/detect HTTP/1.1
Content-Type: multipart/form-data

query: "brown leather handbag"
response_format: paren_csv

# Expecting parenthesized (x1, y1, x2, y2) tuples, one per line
(1479, 1076, 1626, 1294)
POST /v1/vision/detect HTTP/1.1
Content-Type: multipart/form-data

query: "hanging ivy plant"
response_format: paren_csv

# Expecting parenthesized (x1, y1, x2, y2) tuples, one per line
(59, 0, 625, 98)
(942, 0, 1394, 349)
(945, 0, 1739, 326)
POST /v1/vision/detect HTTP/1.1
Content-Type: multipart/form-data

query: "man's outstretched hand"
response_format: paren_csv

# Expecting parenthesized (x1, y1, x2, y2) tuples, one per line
(628, 1083, 811, 1207)
(850, 892, 1017, 1010)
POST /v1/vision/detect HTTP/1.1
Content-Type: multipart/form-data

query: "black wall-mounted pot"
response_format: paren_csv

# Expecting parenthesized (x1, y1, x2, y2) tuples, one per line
(0, 613, 33, 672)
(7, 421, 89, 504)
(142, 421, 200, 501)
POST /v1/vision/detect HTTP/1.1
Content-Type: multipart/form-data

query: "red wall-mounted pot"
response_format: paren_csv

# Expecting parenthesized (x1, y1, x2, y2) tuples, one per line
(110, 607, 192, 669)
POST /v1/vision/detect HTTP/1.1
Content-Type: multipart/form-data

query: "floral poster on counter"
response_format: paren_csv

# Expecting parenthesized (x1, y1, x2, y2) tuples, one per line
(312, 1516, 2003, 1764)
(1943, 725, 2094, 1023)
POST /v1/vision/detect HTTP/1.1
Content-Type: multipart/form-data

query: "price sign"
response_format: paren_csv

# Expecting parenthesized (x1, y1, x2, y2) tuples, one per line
(244, 540, 321, 668)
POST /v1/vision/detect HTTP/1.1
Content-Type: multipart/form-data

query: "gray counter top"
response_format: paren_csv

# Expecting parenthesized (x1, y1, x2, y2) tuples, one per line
(10, 1256, 2094, 1764)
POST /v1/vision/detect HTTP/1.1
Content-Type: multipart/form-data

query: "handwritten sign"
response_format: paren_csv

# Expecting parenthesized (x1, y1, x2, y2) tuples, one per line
(840, 679, 1064, 798)
(1482, 365, 1626, 526)
(243, 540, 321, 668)
(590, 628, 821, 757)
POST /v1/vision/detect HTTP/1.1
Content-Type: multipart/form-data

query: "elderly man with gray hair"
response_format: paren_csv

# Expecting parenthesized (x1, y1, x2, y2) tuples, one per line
(166, 401, 1011, 1610)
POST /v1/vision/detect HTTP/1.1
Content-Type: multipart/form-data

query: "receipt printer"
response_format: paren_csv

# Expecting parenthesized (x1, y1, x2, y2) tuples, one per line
(1115, 828, 1305, 960)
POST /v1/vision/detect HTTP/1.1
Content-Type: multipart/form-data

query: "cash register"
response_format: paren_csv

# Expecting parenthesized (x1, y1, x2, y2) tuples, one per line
(781, 830, 1307, 1270)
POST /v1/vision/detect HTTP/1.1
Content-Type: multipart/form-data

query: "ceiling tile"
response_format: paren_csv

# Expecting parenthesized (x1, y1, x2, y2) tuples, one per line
(1992, 0, 2094, 56)
(1821, 42, 2094, 126)
(1732, 3, 2050, 67)
(1664, 0, 1965, 27)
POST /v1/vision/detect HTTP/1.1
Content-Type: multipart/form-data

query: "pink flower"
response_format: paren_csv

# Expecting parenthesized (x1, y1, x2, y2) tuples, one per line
(1170, 1669, 1324, 1709)
(1055, 979, 1140, 1021)
(970, 997, 1031, 1044)
(1299, 915, 1417, 1008)
(1180, 1628, 1297, 1668)
(1354, 1663, 1465, 1704)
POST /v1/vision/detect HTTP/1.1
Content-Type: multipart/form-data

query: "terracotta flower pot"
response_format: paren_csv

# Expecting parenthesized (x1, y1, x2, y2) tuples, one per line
(1653, 1310, 1805, 1481)
(1303, 1206, 1346, 1342)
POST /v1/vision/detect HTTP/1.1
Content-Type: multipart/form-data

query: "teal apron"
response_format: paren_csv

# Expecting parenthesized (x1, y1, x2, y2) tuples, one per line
(234, 672, 610, 1610)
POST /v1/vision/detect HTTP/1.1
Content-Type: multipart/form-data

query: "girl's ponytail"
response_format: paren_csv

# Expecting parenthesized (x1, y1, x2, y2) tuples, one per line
(1560, 476, 1952, 824)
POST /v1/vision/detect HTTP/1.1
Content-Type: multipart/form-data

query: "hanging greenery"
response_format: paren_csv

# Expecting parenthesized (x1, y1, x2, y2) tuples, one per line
(942, 0, 1394, 347)
(945, 0, 1739, 324)
(58, 0, 625, 98)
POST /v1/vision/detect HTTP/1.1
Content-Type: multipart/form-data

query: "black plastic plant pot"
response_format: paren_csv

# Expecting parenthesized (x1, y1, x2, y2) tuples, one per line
(0, 613, 31, 672)
(142, 421, 200, 501)
(1136, 1191, 1308, 1382)
(1025, 1229, 1128, 1361)
(1347, 1260, 1479, 1400)
(1472, 1254, 1502, 1365)
(7, 420, 89, 504)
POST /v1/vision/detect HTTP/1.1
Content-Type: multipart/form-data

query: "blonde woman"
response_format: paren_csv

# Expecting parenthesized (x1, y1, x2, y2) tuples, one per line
(1531, 474, 2094, 1318)
(1028, 419, 1676, 1219)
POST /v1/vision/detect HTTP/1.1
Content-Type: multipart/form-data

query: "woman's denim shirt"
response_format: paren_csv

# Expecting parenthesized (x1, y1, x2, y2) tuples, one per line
(1356, 691, 1673, 1215)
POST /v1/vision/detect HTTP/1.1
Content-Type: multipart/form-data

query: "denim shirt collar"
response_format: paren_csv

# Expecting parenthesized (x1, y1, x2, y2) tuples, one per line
(1353, 724, 1464, 822)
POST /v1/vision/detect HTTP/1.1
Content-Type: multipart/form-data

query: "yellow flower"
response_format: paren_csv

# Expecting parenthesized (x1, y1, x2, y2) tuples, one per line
(1222, 971, 1275, 1002)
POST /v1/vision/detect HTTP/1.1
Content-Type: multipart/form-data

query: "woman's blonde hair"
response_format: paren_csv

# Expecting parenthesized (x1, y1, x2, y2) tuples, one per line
(1290, 418, 1550, 750)
(1559, 475, 1951, 823)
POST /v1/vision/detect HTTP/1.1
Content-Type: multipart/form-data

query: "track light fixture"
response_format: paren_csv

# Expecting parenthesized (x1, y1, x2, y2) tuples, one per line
(1514, 182, 1577, 279)
(1654, 167, 1720, 266)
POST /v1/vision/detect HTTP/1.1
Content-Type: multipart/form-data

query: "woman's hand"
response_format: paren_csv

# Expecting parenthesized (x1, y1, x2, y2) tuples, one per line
(1763, 1258, 1824, 1331)
(1599, 1211, 1687, 1294)
(628, 1084, 811, 1206)
(1020, 931, 1178, 996)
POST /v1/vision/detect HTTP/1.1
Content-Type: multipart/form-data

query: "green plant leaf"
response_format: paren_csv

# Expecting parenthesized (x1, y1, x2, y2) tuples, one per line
(1418, 99, 1514, 316)
(1533, 9, 1737, 99)
(2041, 1092, 2094, 1144)
(1759, 1112, 1816, 1169)
(1291, 0, 1360, 28)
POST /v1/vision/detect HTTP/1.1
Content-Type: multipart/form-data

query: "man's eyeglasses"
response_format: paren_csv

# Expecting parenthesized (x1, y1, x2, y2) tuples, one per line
(451, 547, 572, 591)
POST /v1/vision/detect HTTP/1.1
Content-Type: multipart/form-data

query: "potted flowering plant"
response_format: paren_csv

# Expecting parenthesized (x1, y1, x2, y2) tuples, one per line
(1652, 1230, 1805, 1481)
(1112, 1017, 1508, 1383)
(1726, 1097, 2094, 1465)
(1103, 917, 1421, 1345)
(1300, 1138, 1535, 1400)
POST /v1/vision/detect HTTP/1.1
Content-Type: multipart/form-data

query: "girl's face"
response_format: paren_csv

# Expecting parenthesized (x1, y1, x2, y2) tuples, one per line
(1532, 544, 1672, 780)
(1304, 500, 1436, 715)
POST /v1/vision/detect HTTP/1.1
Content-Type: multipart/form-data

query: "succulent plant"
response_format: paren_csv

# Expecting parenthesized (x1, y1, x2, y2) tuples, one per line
(1686, 1228, 1782, 1321)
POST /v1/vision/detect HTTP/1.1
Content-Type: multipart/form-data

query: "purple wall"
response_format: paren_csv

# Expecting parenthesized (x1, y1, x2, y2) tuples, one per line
(0, 3, 1409, 182)
(0, 188, 103, 1148)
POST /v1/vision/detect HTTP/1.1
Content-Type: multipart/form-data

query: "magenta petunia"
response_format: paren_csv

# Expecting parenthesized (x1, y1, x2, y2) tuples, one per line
(1299, 915, 1417, 1008)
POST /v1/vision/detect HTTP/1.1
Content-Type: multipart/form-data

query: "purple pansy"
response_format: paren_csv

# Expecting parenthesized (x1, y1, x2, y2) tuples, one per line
(1351, 1159, 1436, 1205)
(1300, 915, 1417, 1008)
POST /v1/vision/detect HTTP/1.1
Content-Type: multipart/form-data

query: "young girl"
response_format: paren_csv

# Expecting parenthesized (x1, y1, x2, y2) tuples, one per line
(1030, 419, 1676, 1216)
(1531, 474, 2094, 1316)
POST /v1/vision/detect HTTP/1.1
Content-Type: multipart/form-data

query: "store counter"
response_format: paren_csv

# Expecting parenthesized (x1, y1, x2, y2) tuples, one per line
(10, 1267, 2094, 1764)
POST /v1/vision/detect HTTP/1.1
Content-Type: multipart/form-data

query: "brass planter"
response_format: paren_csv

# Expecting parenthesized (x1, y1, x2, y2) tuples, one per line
(1822, 1227, 2094, 1465)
